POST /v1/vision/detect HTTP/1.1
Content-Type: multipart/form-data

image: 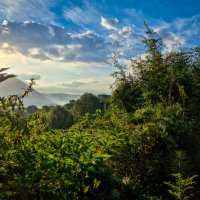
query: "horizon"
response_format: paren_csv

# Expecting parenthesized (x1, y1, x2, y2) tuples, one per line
(0, 0, 200, 94)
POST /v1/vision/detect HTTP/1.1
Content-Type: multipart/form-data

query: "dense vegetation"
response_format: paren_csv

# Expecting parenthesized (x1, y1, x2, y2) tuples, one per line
(0, 25, 200, 199)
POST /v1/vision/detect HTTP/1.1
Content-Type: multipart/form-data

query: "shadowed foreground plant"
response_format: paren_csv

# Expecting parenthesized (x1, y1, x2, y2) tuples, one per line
(164, 173, 198, 200)
(0, 68, 15, 83)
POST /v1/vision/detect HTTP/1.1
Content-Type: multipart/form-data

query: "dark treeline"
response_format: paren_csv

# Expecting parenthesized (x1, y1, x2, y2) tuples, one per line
(0, 25, 200, 199)
(25, 93, 110, 129)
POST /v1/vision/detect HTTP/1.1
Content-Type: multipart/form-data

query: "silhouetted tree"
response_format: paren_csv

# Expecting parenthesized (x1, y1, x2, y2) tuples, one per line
(26, 105, 38, 116)
(48, 105, 73, 129)
(72, 93, 101, 120)
(64, 100, 76, 111)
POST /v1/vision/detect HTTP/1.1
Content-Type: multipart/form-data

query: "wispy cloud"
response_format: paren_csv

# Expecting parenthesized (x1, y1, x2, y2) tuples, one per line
(0, 0, 57, 25)
(152, 15, 200, 49)
(19, 73, 41, 81)
(154, 25, 185, 50)
(123, 8, 145, 26)
(59, 80, 99, 88)
(173, 15, 200, 44)
(63, 0, 100, 25)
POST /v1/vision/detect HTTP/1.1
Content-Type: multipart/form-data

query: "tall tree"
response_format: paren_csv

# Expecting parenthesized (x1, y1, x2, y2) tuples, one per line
(48, 105, 73, 129)
(72, 93, 101, 120)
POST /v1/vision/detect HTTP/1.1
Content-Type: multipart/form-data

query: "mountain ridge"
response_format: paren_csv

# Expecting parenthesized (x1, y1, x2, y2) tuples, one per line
(0, 78, 80, 107)
(0, 78, 53, 107)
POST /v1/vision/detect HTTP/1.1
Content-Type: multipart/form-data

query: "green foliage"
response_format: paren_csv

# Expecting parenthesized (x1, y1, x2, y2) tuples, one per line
(164, 173, 198, 200)
(0, 93, 111, 199)
(110, 56, 143, 112)
(48, 105, 73, 129)
(0, 79, 35, 135)
(108, 24, 200, 198)
(1, 24, 200, 199)
(68, 104, 177, 198)
(0, 129, 112, 199)
(64, 99, 76, 111)
(171, 150, 193, 176)
(72, 93, 101, 121)
(26, 105, 38, 116)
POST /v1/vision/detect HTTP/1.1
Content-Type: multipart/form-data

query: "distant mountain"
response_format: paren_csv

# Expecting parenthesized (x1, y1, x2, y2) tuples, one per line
(0, 78, 53, 107)
(41, 93, 80, 105)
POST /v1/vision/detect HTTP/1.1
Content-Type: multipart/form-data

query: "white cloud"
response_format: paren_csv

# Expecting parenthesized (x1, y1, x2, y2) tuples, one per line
(2, 19, 8, 25)
(0, 21, 111, 62)
(123, 8, 145, 27)
(2, 42, 9, 48)
(100, 17, 119, 30)
(109, 34, 118, 41)
(67, 44, 82, 49)
(155, 24, 186, 51)
(28, 48, 40, 56)
(64, 1, 100, 25)
(0, 0, 57, 25)
(163, 32, 185, 51)
(19, 73, 41, 81)
(59, 79, 99, 88)
(108, 25, 143, 59)
(118, 26, 134, 36)
(0, 49, 113, 94)
(60, 81, 87, 88)
(173, 15, 200, 40)
(152, 15, 200, 50)
(24, 21, 33, 25)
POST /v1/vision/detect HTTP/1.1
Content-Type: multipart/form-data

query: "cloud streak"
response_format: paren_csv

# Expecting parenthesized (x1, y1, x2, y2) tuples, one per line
(64, 0, 100, 25)
(59, 80, 99, 88)
(19, 73, 41, 81)
(0, 0, 57, 25)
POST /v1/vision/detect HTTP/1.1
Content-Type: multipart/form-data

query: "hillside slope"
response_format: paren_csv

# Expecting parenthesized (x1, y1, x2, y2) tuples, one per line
(0, 78, 53, 107)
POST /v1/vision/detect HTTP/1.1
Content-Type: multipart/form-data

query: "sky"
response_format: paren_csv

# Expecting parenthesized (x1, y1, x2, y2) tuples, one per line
(0, 0, 200, 94)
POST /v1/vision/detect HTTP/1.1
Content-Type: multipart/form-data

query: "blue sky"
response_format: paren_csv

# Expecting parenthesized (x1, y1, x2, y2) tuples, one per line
(0, 0, 200, 94)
